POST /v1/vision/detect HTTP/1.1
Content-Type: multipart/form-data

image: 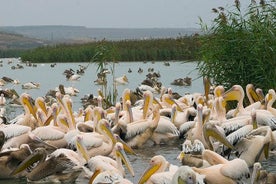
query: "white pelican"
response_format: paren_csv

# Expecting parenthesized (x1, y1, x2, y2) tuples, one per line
(235, 126, 272, 167)
(266, 89, 276, 116)
(246, 83, 262, 105)
(123, 104, 160, 148)
(10, 93, 38, 130)
(67, 73, 81, 81)
(223, 85, 261, 117)
(171, 166, 205, 184)
(223, 85, 276, 130)
(21, 82, 40, 89)
(74, 119, 118, 158)
(138, 155, 178, 184)
(171, 104, 197, 129)
(87, 142, 134, 183)
(192, 151, 251, 184)
(115, 74, 128, 85)
(150, 113, 179, 145)
(11, 147, 86, 183)
(251, 162, 276, 184)
(90, 170, 133, 184)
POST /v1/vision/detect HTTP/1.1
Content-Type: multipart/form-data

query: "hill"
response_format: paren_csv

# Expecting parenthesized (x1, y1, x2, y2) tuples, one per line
(0, 25, 200, 42)
(0, 31, 48, 50)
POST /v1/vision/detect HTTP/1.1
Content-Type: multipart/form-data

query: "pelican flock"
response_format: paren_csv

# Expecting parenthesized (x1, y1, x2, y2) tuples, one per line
(1, 61, 276, 183)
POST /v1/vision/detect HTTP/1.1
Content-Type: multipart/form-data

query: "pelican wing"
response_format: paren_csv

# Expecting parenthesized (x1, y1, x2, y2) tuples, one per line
(125, 120, 151, 139)
(256, 110, 276, 130)
(220, 159, 250, 180)
(155, 118, 179, 136)
(226, 125, 253, 145)
(32, 126, 64, 140)
(179, 121, 195, 137)
(1, 124, 31, 139)
(221, 116, 251, 135)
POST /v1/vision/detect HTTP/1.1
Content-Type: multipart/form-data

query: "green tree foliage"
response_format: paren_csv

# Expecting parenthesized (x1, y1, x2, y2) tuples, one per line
(20, 36, 200, 63)
(197, 0, 276, 92)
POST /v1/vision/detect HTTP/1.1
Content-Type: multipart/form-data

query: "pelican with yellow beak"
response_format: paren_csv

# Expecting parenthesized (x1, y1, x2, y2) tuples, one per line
(75, 119, 118, 157)
(88, 142, 134, 183)
(138, 155, 178, 184)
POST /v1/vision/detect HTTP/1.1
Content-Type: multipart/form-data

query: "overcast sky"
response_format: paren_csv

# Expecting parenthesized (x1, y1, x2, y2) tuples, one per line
(0, 0, 252, 28)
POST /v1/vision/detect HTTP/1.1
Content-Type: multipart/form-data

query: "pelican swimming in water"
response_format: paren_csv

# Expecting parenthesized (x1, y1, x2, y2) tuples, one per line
(22, 82, 40, 89)
(11, 147, 86, 183)
(115, 74, 128, 85)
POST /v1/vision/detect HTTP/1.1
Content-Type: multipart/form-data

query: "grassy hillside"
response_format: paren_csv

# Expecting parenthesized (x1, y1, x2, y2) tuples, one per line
(0, 31, 48, 50)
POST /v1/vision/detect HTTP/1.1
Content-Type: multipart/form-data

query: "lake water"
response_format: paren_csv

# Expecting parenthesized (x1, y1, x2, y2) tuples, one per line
(0, 58, 275, 183)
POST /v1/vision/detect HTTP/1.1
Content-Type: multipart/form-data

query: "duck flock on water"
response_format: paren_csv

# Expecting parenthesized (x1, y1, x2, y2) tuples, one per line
(1, 63, 276, 183)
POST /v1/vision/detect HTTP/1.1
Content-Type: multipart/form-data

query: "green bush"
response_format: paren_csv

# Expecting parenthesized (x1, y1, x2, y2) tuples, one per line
(197, 0, 276, 92)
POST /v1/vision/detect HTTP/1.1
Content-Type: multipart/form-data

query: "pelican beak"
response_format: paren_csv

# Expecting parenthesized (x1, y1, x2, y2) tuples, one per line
(43, 114, 53, 126)
(21, 94, 36, 119)
(76, 136, 89, 162)
(115, 135, 136, 155)
(165, 96, 183, 112)
(126, 101, 134, 122)
(143, 92, 150, 119)
(100, 120, 117, 145)
(138, 162, 162, 184)
(116, 144, 135, 177)
(248, 87, 260, 102)
(10, 149, 44, 176)
(153, 97, 163, 109)
(177, 151, 185, 162)
(171, 105, 176, 124)
(63, 97, 76, 127)
(223, 86, 240, 102)
(58, 115, 70, 128)
(36, 98, 47, 115)
(204, 77, 211, 101)
(89, 169, 101, 184)
(203, 123, 234, 151)
(178, 176, 187, 184)
(264, 143, 270, 159)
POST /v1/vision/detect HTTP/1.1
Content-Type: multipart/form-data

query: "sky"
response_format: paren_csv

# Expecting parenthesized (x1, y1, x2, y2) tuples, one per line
(0, 0, 253, 28)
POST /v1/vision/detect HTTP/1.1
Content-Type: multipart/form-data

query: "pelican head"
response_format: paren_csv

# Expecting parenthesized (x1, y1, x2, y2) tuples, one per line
(223, 85, 244, 102)
(203, 122, 234, 151)
(138, 155, 169, 184)
(114, 142, 135, 177)
(171, 166, 198, 184)
(75, 135, 90, 162)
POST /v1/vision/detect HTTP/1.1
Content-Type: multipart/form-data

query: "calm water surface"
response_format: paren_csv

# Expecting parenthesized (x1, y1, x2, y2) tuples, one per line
(0, 58, 275, 183)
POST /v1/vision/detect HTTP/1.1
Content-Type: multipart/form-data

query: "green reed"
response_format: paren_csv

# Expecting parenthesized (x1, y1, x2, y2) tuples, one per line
(197, 0, 276, 93)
